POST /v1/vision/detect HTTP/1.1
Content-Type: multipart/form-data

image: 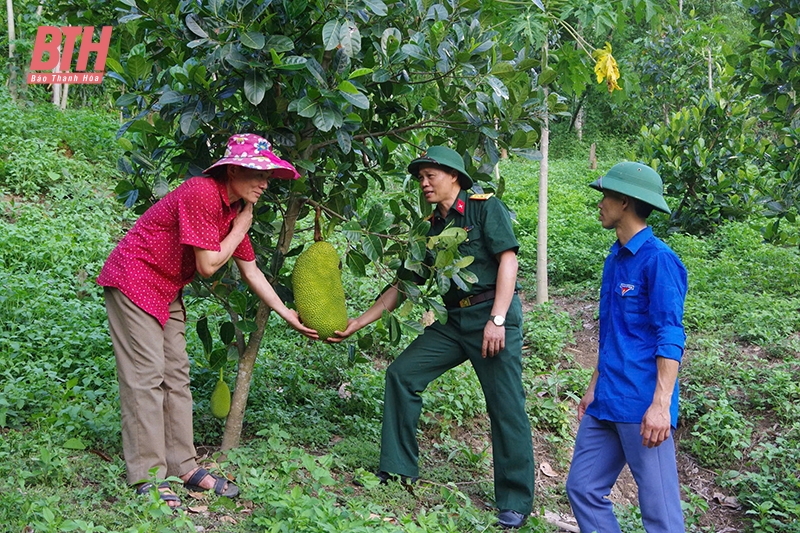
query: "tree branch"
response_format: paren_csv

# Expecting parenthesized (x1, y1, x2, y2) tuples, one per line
(306, 119, 439, 153)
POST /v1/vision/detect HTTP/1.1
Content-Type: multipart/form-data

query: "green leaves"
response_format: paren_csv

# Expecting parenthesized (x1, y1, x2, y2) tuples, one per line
(322, 19, 362, 57)
(185, 14, 208, 38)
(244, 71, 272, 105)
(103, 0, 550, 360)
(241, 31, 266, 50)
(638, 88, 766, 234)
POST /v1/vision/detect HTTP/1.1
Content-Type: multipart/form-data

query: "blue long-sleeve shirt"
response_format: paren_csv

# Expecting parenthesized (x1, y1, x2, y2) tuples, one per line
(586, 226, 688, 428)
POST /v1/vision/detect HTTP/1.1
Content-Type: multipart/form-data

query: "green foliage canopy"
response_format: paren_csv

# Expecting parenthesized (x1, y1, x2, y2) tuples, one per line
(739, 0, 800, 244)
(94, 0, 550, 447)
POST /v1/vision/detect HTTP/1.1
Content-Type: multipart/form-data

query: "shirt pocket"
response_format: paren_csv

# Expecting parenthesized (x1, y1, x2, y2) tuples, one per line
(615, 279, 647, 314)
(459, 225, 483, 255)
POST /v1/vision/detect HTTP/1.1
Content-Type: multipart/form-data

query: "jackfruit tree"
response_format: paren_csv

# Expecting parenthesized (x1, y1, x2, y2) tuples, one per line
(98, 0, 551, 450)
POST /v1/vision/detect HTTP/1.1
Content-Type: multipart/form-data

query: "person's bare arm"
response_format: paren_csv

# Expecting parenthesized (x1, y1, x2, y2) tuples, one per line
(640, 357, 679, 448)
(194, 203, 253, 277)
(235, 257, 318, 339)
(482, 250, 517, 358)
(327, 284, 400, 342)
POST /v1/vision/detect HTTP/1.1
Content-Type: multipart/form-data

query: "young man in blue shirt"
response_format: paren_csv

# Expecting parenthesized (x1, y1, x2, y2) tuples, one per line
(566, 162, 688, 533)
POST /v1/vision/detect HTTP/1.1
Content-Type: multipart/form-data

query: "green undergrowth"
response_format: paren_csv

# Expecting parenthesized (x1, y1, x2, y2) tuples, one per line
(1, 95, 798, 531)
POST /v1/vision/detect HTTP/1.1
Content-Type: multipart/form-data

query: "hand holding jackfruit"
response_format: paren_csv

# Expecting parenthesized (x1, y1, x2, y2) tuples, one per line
(210, 378, 231, 419)
(292, 241, 348, 340)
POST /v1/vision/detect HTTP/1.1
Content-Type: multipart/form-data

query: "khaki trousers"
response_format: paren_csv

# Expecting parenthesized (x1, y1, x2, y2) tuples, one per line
(104, 287, 198, 485)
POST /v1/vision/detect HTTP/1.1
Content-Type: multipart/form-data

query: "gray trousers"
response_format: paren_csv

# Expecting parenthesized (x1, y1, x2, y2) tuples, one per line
(104, 287, 198, 485)
(566, 415, 685, 533)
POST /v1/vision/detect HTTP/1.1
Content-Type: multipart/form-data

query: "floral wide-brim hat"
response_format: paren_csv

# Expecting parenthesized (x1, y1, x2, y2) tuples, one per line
(203, 133, 300, 180)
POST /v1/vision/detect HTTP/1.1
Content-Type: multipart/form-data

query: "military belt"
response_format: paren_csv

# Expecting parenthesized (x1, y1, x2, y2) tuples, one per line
(446, 289, 497, 310)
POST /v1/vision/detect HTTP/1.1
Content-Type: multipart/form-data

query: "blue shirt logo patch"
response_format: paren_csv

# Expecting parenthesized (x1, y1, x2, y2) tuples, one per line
(620, 283, 636, 296)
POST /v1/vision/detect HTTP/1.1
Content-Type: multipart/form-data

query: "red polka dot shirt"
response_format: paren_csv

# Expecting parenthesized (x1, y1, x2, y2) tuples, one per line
(97, 177, 255, 327)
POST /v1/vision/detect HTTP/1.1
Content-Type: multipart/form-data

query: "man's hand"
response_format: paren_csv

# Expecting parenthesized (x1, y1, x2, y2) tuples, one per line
(482, 320, 505, 358)
(640, 403, 671, 448)
(577, 389, 594, 422)
(327, 319, 362, 343)
(641, 357, 680, 447)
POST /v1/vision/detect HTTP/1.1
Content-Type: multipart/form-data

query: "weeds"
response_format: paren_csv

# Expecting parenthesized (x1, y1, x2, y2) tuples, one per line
(1, 93, 798, 531)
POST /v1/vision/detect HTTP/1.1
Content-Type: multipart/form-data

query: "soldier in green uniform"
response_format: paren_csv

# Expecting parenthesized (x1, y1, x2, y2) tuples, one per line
(330, 146, 535, 529)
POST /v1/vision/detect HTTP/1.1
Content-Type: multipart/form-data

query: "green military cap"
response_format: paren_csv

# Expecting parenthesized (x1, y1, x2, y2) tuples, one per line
(588, 161, 670, 214)
(408, 146, 473, 189)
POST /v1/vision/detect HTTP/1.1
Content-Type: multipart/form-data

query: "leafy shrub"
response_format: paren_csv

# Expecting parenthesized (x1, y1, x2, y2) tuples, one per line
(639, 87, 768, 234)
(527, 366, 590, 439)
(670, 222, 800, 340)
(522, 302, 576, 368)
(720, 428, 800, 532)
(421, 366, 485, 428)
(689, 396, 753, 468)
(0, 88, 120, 197)
(739, 365, 800, 423)
(678, 337, 733, 423)
(0, 89, 121, 163)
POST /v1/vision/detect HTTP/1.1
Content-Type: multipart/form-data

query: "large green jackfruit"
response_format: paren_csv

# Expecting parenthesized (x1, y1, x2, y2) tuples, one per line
(292, 241, 348, 340)
(210, 379, 231, 419)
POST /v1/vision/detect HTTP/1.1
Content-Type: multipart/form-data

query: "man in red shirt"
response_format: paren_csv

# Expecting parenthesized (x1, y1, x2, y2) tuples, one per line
(98, 134, 317, 507)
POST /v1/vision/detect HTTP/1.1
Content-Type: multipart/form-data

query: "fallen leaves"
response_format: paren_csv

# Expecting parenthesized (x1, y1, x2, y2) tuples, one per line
(539, 462, 559, 478)
(713, 492, 741, 509)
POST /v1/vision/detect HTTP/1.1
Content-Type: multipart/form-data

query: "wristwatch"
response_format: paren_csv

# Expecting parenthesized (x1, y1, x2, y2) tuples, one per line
(490, 315, 506, 327)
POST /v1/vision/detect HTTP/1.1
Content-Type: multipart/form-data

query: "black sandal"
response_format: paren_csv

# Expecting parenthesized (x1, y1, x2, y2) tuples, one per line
(183, 467, 239, 498)
(135, 481, 183, 509)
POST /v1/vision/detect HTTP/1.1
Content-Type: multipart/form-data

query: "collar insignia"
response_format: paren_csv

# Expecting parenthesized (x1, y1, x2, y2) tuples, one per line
(455, 198, 465, 214)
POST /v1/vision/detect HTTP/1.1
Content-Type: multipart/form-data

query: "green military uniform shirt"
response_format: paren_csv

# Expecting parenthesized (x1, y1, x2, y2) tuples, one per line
(427, 189, 521, 307)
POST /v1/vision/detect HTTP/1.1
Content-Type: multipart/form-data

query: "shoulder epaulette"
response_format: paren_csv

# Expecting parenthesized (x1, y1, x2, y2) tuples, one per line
(469, 193, 494, 201)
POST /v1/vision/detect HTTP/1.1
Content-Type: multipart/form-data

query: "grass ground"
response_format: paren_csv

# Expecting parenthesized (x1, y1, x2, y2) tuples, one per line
(1, 98, 798, 532)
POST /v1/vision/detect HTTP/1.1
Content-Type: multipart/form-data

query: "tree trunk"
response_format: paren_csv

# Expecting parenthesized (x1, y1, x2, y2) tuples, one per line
(575, 106, 584, 142)
(220, 301, 271, 451)
(52, 44, 61, 107)
(220, 195, 305, 450)
(6, 0, 16, 98)
(494, 117, 505, 197)
(536, 42, 549, 304)
(60, 82, 69, 110)
(5, 0, 13, 58)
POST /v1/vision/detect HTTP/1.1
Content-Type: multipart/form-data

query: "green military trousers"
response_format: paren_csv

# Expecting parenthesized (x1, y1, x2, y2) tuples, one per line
(379, 295, 535, 515)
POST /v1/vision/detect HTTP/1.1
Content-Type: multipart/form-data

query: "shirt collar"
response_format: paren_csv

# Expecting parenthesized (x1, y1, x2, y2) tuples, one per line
(435, 189, 468, 221)
(215, 177, 234, 208)
(611, 226, 653, 256)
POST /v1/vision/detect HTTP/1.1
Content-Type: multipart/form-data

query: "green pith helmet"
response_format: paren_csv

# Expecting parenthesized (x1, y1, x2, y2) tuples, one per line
(408, 146, 473, 189)
(588, 161, 671, 214)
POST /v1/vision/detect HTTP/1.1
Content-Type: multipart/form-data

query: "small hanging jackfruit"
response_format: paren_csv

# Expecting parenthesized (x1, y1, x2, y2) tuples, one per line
(210, 378, 231, 419)
(292, 241, 348, 340)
